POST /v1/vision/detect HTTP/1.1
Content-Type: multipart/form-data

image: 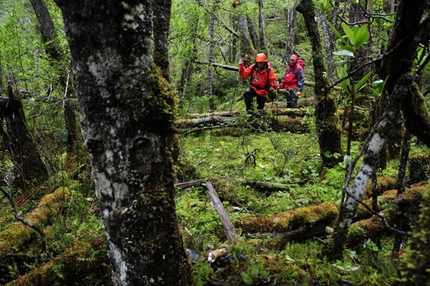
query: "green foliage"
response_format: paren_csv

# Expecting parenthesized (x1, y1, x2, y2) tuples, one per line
(397, 188, 430, 284)
(240, 256, 270, 285)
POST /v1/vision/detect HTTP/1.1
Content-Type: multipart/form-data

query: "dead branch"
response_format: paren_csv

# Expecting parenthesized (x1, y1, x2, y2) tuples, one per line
(206, 181, 238, 243)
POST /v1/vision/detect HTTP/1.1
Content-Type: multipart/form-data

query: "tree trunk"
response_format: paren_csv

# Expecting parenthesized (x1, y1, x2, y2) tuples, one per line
(207, 1, 217, 96)
(317, 10, 334, 85)
(236, 0, 257, 62)
(29, 0, 80, 162)
(328, 72, 415, 261)
(257, 0, 267, 52)
(52, 1, 192, 285)
(0, 85, 48, 191)
(296, 0, 343, 168)
(151, 0, 172, 81)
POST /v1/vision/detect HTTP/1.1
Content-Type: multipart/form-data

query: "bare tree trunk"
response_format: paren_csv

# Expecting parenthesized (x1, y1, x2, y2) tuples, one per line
(283, 0, 298, 57)
(236, 0, 257, 62)
(52, 1, 192, 285)
(316, 10, 335, 84)
(29, 0, 79, 160)
(208, 1, 216, 96)
(258, 0, 267, 52)
(296, 0, 343, 168)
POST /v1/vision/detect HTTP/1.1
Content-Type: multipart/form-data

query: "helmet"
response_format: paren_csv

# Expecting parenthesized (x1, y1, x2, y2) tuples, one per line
(290, 54, 298, 61)
(255, 53, 268, 63)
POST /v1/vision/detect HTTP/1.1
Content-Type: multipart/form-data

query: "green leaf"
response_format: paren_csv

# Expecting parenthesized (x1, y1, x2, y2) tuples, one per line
(333, 50, 354, 57)
(354, 72, 372, 93)
(342, 23, 355, 46)
(353, 24, 370, 48)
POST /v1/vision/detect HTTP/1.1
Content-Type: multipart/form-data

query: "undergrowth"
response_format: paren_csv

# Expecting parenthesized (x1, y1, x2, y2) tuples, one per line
(175, 113, 429, 285)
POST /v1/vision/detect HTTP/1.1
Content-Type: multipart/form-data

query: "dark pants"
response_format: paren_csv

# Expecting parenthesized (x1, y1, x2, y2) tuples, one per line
(285, 89, 298, 108)
(244, 87, 266, 111)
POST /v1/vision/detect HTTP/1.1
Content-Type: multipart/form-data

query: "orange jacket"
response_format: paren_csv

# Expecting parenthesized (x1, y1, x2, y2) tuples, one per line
(239, 63, 278, 98)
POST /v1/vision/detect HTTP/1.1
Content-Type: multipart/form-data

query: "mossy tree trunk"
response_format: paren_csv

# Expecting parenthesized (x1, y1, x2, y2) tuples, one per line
(296, 0, 342, 168)
(52, 1, 192, 285)
(151, 0, 172, 82)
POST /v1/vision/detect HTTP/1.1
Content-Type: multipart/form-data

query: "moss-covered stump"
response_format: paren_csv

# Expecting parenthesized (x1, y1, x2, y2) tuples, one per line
(408, 153, 430, 184)
(0, 187, 70, 253)
(5, 236, 110, 286)
(397, 186, 430, 285)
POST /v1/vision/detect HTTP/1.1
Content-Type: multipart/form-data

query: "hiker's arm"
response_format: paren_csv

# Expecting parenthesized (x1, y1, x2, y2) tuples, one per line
(297, 67, 305, 90)
(239, 61, 252, 79)
(269, 69, 279, 89)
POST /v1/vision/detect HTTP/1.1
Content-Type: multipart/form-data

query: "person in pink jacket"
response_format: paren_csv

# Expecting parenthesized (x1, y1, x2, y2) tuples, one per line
(278, 54, 305, 108)
(239, 53, 279, 112)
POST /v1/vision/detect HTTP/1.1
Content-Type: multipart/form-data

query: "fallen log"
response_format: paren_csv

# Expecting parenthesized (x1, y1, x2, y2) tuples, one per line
(176, 114, 310, 133)
(186, 107, 311, 119)
(235, 184, 427, 242)
(346, 183, 428, 248)
(235, 179, 291, 193)
(0, 187, 70, 253)
(5, 236, 110, 286)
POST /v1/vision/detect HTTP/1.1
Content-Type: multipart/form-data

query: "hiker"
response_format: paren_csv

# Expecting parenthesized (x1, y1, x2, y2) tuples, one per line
(239, 53, 279, 112)
(278, 54, 305, 108)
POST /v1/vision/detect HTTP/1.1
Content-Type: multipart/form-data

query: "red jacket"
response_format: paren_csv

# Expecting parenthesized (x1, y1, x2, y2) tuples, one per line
(278, 64, 305, 91)
(239, 63, 278, 98)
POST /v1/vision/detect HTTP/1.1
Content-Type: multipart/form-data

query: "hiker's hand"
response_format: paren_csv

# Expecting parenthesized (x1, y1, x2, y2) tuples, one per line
(296, 91, 302, 97)
(274, 81, 279, 88)
(238, 58, 244, 65)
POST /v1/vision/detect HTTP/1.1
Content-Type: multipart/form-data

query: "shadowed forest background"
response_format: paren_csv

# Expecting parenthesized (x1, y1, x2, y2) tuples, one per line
(0, 0, 430, 285)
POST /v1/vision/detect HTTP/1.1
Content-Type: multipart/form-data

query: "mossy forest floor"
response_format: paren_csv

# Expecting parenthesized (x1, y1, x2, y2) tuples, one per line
(1, 103, 429, 285)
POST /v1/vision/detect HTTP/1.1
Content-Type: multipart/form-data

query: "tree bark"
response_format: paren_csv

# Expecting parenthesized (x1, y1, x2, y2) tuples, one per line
(151, 0, 172, 81)
(52, 1, 192, 285)
(296, 0, 343, 168)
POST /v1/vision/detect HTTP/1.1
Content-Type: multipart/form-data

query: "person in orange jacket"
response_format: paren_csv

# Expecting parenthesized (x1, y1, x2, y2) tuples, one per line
(239, 53, 279, 112)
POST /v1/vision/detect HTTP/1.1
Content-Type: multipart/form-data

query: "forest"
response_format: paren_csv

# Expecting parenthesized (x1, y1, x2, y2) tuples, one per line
(0, 0, 429, 285)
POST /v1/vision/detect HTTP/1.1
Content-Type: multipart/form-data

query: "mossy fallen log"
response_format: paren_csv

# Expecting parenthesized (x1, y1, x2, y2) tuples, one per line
(346, 183, 428, 248)
(5, 236, 110, 286)
(0, 187, 70, 253)
(235, 184, 428, 243)
(236, 201, 339, 240)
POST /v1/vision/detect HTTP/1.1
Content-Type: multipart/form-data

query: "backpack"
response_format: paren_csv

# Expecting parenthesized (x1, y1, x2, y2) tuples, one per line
(296, 59, 305, 76)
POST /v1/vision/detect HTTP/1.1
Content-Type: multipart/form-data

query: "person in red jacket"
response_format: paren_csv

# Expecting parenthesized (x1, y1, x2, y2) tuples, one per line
(278, 54, 305, 108)
(239, 53, 279, 112)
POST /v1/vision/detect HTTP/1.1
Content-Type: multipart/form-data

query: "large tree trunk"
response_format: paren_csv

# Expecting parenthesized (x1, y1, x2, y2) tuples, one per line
(52, 1, 192, 285)
(296, 0, 343, 168)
